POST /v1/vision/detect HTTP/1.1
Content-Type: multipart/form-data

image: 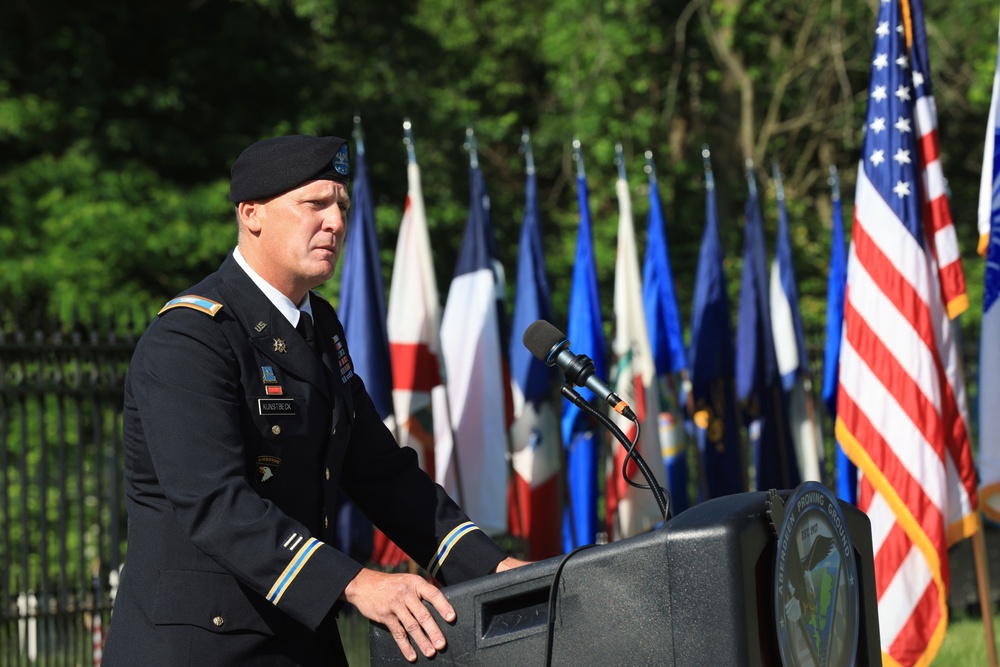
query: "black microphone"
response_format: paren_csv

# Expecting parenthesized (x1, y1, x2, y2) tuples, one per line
(522, 320, 635, 420)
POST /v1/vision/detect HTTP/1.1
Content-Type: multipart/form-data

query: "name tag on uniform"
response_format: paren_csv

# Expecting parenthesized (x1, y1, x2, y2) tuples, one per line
(258, 398, 296, 415)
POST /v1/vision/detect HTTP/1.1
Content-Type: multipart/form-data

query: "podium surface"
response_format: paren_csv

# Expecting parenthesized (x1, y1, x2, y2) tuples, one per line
(370, 490, 880, 666)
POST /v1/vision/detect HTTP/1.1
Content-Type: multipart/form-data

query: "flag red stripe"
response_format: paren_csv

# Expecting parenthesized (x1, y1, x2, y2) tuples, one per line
(924, 193, 950, 234)
(390, 342, 441, 392)
(872, 521, 910, 600)
(888, 579, 943, 667)
(858, 472, 875, 510)
(919, 131, 940, 171)
(509, 473, 561, 560)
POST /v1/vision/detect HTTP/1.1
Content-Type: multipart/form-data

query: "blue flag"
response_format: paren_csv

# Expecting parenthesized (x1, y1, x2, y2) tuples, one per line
(822, 167, 855, 504)
(735, 169, 800, 491)
(642, 168, 690, 513)
(561, 170, 606, 550)
(335, 138, 384, 561)
(508, 159, 561, 559)
(688, 155, 745, 499)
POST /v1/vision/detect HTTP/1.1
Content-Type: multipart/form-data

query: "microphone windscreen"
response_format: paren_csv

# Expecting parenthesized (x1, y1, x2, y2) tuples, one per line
(522, 320, 567, 363)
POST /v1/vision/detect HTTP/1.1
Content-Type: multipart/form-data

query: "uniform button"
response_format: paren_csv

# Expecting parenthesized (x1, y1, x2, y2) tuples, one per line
(213, 615, 224, 627)
(324, 515, 329, 529)
(325, 468, 331, 481)
(352, 410, 356, 420)
(271, 425, 281, 435)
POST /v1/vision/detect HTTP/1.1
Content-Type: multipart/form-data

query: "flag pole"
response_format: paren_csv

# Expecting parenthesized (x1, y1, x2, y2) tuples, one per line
(695, 147, 717, 501)
(972, 518, 998, 667)
(610, 142, 627, 540)
(648, 149, 693, 510)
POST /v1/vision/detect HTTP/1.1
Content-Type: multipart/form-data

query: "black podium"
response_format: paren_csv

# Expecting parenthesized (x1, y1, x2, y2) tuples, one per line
(370, 490, 880, 666)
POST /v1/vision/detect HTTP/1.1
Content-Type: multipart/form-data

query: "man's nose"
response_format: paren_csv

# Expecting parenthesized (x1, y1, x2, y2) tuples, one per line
(323, 206, 346, 233)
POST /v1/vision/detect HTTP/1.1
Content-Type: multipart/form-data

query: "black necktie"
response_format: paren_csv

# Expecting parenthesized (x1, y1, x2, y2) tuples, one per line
(296, 311, 319, 355)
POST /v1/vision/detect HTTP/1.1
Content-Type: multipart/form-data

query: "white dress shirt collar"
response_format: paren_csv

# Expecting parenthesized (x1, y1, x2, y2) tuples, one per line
(232, 247, 313, 327)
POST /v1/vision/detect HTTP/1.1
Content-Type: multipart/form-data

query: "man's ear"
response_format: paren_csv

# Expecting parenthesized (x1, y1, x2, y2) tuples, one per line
(238, 201, 263, 235)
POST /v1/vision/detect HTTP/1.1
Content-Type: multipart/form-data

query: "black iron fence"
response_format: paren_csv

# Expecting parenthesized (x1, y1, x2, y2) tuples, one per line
(1, 322, 136, 666)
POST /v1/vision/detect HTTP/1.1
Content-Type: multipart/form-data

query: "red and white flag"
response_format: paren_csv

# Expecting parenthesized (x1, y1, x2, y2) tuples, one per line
(384, 158, 445, 566)
(388, 160, 443, 473)
(607, 172, 666, 539)
(837, 1, 977, 664)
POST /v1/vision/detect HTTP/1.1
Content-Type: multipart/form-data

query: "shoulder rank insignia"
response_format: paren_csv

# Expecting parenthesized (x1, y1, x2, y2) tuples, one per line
(158, 295, 223, 317)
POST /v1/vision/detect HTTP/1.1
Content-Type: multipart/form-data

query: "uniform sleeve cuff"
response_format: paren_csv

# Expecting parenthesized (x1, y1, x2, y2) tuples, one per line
(426, 523, 506, 587)
(266, 540, 363, 631)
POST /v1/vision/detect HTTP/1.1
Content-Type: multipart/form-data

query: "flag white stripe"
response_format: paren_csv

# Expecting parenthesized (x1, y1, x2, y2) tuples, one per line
(921, 158, 946, 203)
(915, 96, 938, 137)
(769, 259, 800, 377)
(933, 226, 961, 267)
(879, 545, 933, 650)
(865, 490, 895, 554)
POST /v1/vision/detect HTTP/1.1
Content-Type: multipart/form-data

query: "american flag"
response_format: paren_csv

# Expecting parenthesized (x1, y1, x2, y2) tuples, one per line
(836, 0, 978, 664)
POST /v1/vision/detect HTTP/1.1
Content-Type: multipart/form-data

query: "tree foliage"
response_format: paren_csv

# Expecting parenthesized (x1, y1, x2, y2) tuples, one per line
(1, 0, 996, 367)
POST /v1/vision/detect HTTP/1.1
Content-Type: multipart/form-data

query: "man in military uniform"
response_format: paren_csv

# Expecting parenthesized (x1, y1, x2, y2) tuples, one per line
(102, 135, 524, 666)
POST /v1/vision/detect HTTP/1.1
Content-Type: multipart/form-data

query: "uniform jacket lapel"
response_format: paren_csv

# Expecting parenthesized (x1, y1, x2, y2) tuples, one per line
(216, 254, 333, 403)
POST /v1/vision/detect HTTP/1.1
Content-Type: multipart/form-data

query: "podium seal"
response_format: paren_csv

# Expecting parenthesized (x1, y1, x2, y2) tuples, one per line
(769, 482, 859, 667)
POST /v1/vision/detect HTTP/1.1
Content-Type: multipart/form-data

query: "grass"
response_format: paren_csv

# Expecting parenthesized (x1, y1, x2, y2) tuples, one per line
(937, 610, 1000, 666)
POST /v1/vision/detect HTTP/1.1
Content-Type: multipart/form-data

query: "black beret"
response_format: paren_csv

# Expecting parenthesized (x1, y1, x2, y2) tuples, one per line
(229, 135, 351, 203)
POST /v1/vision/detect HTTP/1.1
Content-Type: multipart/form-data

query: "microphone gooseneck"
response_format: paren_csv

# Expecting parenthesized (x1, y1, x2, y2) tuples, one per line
(522, 319, 669, 521)
(522, 320, 635, 420)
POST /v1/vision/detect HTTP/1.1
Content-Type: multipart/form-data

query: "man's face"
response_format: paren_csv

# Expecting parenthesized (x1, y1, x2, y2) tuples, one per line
(247, 179, 350, 301)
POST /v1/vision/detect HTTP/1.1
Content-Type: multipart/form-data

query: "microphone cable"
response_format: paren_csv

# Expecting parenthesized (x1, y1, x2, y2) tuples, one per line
(542, 543, 598, 667)
(560, 385, 671, 521)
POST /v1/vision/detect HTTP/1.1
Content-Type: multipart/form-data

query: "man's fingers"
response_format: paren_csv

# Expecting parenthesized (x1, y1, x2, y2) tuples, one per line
(388, 618, 418, 663)
(420, 583, 456, 623)
(406, 595, 447, 651)
(399, 606, 439, 658)
(344, 570, 456, 661)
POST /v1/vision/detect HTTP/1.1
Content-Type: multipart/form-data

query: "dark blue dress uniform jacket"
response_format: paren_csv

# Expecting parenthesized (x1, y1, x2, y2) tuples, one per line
(102, 253, 506, 666)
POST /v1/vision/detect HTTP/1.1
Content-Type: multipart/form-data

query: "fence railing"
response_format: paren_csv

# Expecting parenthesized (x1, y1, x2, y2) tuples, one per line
(1, 323, 135, 666)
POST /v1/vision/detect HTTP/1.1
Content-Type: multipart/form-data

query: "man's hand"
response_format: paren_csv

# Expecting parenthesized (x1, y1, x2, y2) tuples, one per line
(342, 568, 454, 662)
